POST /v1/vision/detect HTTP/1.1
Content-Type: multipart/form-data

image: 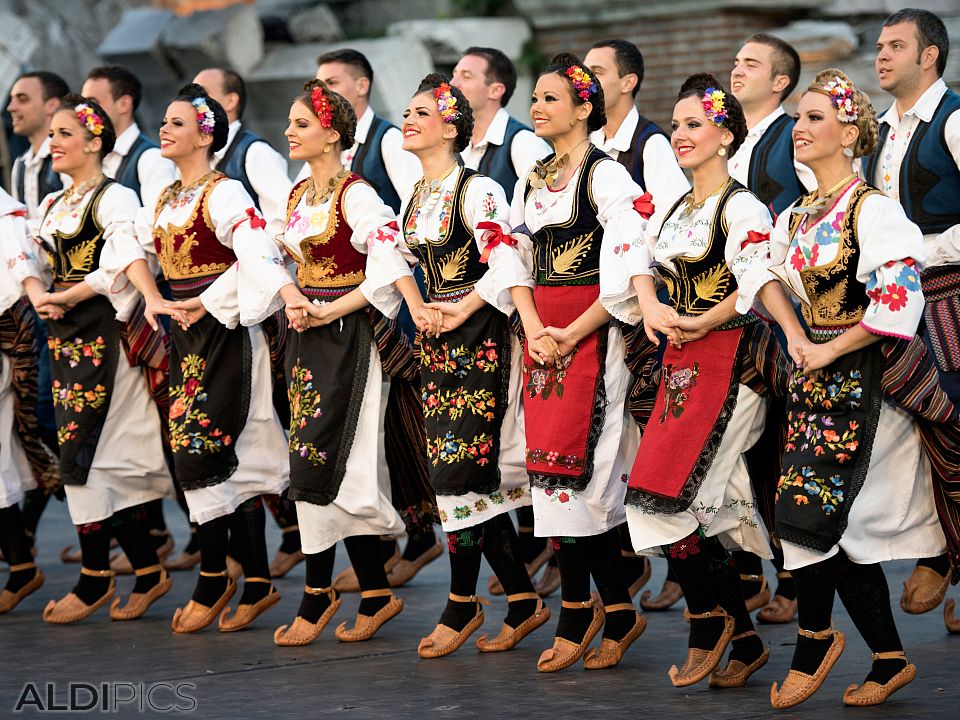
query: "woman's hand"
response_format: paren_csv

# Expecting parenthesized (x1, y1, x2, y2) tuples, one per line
(164, 297, 207, 331)
(535, 325, 577, 359)
(143, 294, 185, 331)
(639, 300, 681, 345)
(283, 293, 313, 332)
(411, 304, 444, 338)
(36, 291, 76, 321)
(424, 301, 467, 333)
(666, 315, 710, 346)
(527, 333, 560, 366)
(798, 340, 838, 374)
(785, 332, 812, 368)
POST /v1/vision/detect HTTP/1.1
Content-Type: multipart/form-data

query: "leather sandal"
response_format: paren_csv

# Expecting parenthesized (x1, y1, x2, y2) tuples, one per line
(770, 627, 845, 708)
(640, 579, 683, 611)
(945, 597, 960, 634)
(269, 526, 305, 578)
(171, 570, 236, 634)
(110, 565, 172, 621)
(709, 630, 770, 687)
(334, 546, 401, 593)
(388, 540, 443, 588)
(0, 563, 45, 614)
(219, 577, 281, 632)
(475, 592, 551, 652)
(741, 573, 771, 613)
(335, 588, 403, 641)
(627, 555, 652, 598)
(537, 599, 604, 673)
(418, 593, 488, 658)
(757, 573, 797, 624)
(900, 565, 949, 614)
(488, 544, 553, 595)
(43, 568, 116, 624)
(668, 607, 734, 687)
(274, 585, 342, 646)
(842, 651, 916, 706)
(583, 603, 647, 670)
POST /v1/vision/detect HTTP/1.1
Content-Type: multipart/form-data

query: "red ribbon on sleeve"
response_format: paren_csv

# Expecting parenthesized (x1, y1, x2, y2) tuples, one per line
(10, 209, 27, 217)
(232, 207, 267, 233)
(476, 220, 517, 263)
(633, 192, 655, 220)
(740, 230, 769, 250)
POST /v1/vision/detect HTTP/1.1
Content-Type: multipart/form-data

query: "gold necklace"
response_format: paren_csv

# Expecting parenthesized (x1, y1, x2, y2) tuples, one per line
(305, 168, 349, 206)
(791, 173, 858, 216)
(161, 170, 218, 207)
(682, 176, 732, 215)
(528, 138, 590, 190)
(413, 163, 459, 214)
(62, 173, 104, 205)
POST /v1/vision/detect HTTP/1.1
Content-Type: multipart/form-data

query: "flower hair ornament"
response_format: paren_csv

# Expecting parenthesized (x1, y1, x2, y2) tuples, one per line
(74, 103, 104, 136)
(191, 97, 216, 135)
(565, 65, 597, 101)
(702, 88, 728, 126)
(311, 86, 333, 128)
(822, 76, 859, 123)
(434, 83, 460, 123)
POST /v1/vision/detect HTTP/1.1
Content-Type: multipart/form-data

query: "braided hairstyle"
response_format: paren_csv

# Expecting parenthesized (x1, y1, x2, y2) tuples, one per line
(677, 73, 748, 157)
(295, 79, 357, 150)
(538, 52, 606, 132)
(174, 83, 229, 154)
(59, 93, 116, 157)
(805, 68, 878, 158)
(415, 73, 474, 153)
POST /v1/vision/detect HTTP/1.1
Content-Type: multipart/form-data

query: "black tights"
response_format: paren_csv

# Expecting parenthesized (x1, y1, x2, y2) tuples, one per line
(0, 504, 36, 592)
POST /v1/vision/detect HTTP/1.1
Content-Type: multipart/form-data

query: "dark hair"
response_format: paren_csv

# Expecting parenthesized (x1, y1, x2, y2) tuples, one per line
(883, 8, 949, 77)
(463, 47, 517, 106)
(744, 33, 802, 100)
(415, 73, 474, 154)
(174, 83, 229, 154)
(216, 68, 247, 120)
(18, 71, 69, 102)
(538, 52, 606, 132)
(677, 73, 748, 156)
(316, 48, 375, 88)
(590, 39, 645, 98)
(296, 79, 357, 149)
(85, 65, 143, 111)
(60, 93, 116, 156)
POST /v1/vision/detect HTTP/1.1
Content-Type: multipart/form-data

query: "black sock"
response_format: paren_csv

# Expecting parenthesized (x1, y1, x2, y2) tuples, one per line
(515, 506, 546, 565)
(379, 537, 398, 564)
(790, 557, 838, 675)
(482, 513, 536, 627)
(144, 498, 167, 533)
(555, 536, 594, 643)
(184, 525, 200, 555)
(345, 535, 391, 615)
(403, 529, 437, 559)
(732, 550, 765, 600)
(0, 505, 36, 592)
(230, 498, 271, 604)
(297, 547, 337, 623)
(916, 553, 950, 577)
(73, 521, 112, 604)
(439, 526, 483, 631)
(112, 505, 161, 593)
(192, 514, 230, 606)
(589, 528, 635, 641)
(21, 487, 49, 539)
(265, 491, 301, 553)
(618, 523, 648, 591)
(663, 530, 726, 650)
(771, 543, 796, 600)
(704, 537, 759, 663)
(280, 527, 302, 555)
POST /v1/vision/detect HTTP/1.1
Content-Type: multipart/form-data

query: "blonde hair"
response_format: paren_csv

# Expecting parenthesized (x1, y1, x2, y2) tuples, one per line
(805, 68, 878, 158)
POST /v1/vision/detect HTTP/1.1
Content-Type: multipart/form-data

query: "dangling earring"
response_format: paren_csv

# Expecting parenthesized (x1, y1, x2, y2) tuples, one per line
(842, 145, 854, 158)
(323, 144, 332, 154)
(717, 147, 727, 157)
(569, 119, 577, 127)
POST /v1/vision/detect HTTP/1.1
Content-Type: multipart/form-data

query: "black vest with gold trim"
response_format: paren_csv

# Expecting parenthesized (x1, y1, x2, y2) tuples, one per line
(402, 167, 483, 300)
(47, 178, 115, 285)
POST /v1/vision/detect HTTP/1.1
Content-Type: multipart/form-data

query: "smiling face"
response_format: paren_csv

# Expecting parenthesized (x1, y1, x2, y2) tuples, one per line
(451, 54, 499, 113)
(670, 94, 731, 169)
(792, 91, 859, 166)
(875, 22, 926, 95)
(530, 72, 588, 141)
(159, 100, 210, 160)
(731, 42, 781, 109)
(285, 99, 339, 161)
(49, 108, 100, 174)
(7, 77, 53, 139)
(400, 91, 457, 155)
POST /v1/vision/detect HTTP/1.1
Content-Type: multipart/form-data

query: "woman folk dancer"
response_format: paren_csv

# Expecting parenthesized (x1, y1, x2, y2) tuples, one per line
(363, 74, 548, 658)
(0, 188, 59, 614)
(131, 85, 297, 634)
(608, 74, 791, 688)
(10, 96, 174, 623)
(758, 70, 957, 708)
(270, 80, 409, 645)
(499, 54, 647, 672)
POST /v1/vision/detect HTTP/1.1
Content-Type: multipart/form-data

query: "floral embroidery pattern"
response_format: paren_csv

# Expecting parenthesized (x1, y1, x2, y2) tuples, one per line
(427, 431, 494, 466)
(659, 363, 699, 422)
(438, 486, 529, 525)
(481, 192, 498, 220)
(666, 528, 704, 559)
(52, 380, 107, 412)
(422, 383, 496, 421)
(525, 447, 585, 471)
(287, 363, 328, 465)
(169, 354, 233, 454)
(791, 211, 842, 270)
(778, 465, 845, 513)
(420, 339, 498, 377)
(399, 500, 438, 531)
(57, 420, 79, 445)
(48, 335, 106, 368)
(405, 190, 454, 245)
(525, 350, 576, 400)
(542, 487, 576, 503)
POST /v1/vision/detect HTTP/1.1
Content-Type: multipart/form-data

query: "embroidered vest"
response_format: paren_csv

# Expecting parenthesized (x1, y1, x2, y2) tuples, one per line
(115, 132, 158, 201)
(352, 115, 402, 214)
(285, 174, 368, 289)
(47, 178, 114, 285)
(216, 127, 269, 209)
(655, 180, 747, 315)
(403, 168, 483, 299)
(15, 152, 62, 211)
(152, 174, 237, 287)
(787, 182, 881, 329)
(525, 146, 608, 287)
(615, 113, 667, 191)
(748, 113, 805, 218)
(477, 115, 531, 203)
(865, 90, 960, 235)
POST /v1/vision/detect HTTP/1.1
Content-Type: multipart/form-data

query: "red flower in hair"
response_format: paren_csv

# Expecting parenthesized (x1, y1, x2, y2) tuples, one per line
(311, 86, 333, 128)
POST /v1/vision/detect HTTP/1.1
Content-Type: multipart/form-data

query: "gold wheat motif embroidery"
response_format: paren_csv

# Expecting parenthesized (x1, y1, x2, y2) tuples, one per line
(439, 245, 469, 282)
(65, 235, 99, 274)
(693, 263, 730, 305)
(155, 225, 231, 280)
(549, 232, 593, 278)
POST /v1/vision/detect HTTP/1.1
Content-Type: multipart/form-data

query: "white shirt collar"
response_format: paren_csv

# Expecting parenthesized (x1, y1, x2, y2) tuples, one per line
(355, 106, 375, 145)
(747, 106, 786, 139)
(23, 136, 52, 166)
(591, 106, 640, 154)
(478, 108, 510, 148)
(880, 78, 948, 127)
(112, 123, 142, 157)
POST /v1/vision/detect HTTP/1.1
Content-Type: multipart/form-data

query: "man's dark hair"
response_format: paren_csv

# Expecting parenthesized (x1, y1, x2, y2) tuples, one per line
(18, 71, 69, 102)
(744, 33, 802, 101)
(590, 39, 645, 98)
(217, 68, 247, 120)
(462, 46, 517, 106)
(883, 8, 949, 77)
(85, 65, 142, 111)
(316, 48, 375, 88)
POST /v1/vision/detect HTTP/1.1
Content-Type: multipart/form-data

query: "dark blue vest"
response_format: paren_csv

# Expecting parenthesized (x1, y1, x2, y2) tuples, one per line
(14, 152, 62, 211)
(477, 115, 530, 202)
(748, 113, 804, 219)
(215, 127, 266, 208)
(865, 89, 960, 235)
(114, 132, 158, 202)
(351, 114, 401, 214)
(614, 113, 667, 191)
